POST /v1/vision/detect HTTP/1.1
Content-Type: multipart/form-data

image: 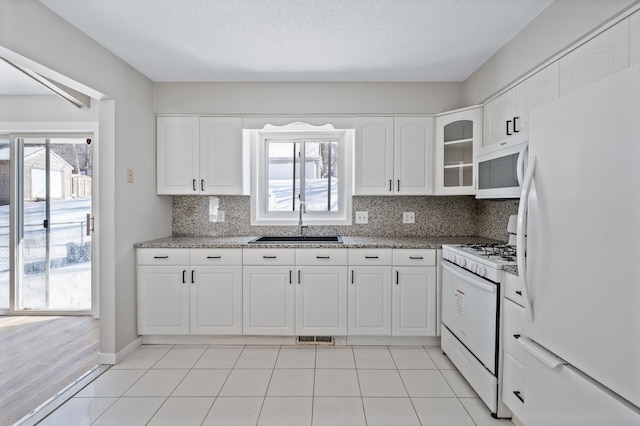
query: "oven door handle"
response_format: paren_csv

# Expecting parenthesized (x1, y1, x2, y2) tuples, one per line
(442, 261, 497, 293)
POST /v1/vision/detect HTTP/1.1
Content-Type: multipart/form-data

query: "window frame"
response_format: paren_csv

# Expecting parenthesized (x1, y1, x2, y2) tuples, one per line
(250, 128, 352, 226)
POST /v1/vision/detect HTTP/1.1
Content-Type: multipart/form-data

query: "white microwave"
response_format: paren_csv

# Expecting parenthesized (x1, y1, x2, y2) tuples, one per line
(476, 141, 528, 199)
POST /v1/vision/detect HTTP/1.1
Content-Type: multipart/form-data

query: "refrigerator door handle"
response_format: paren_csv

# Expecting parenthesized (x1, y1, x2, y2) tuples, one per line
(516, 143, 528, 186)
(517, 155, 536, 322)
(519, 336, 565, 369)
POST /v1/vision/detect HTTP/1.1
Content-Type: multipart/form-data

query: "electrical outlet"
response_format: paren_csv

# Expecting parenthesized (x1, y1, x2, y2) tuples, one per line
(403, 212, 415, 224)
(126, 168, 134, 183)
(355, 211, 368, 224)
(217, 211, 225, 222)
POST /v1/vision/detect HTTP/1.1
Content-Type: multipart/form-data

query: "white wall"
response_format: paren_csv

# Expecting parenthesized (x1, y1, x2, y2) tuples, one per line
(0, 95, 99, 122)
(0, 0, 172, 359)
(154, 82, 464, 115)
(463, 0, 638, 104)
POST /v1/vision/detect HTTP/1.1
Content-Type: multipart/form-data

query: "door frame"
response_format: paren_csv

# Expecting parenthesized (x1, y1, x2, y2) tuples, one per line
(1, 126, 98, 317)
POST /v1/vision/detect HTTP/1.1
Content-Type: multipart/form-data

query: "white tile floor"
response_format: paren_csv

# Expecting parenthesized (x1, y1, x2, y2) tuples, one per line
(37, 345, 515, 426)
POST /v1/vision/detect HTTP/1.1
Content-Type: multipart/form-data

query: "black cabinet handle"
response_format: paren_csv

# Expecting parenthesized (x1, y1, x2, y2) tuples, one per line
(201, 179, 205, 191)
(191, 270, 195, 284)
(410, 256, 424, 260)
(397, 180, 400, 192)
(207, 256, 221, 259)
(298, 270, 301, 284)
(153, 256, 169, 259)
(389, 179, 392, 191)
(506, 120, 513, 136)
(193, 179, 197, 191)
(182, 270, 186, 284)
(316, 256, 330, 259)
(396, 271, 399, 285)
(365, 256, 379, 259)
(289, 270, 292, 284)
(515, 290, 522, 296)
(513, 334, 521, 340)
(263, 255, 277, 259)
(514, 390, 524, 403)
(351, 270, 354, 284)
(513, 116, 520, 133)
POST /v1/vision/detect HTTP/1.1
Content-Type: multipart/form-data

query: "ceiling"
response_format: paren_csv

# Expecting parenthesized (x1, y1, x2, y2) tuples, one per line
(34, 0, 552, 84)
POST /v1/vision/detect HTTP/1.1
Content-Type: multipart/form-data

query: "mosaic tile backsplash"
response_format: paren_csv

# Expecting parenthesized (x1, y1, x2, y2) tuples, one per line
(172, 195, 518, 242)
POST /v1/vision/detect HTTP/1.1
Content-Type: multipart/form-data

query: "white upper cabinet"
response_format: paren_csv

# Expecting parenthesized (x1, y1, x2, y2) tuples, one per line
(483, 63, 558, 150)
(354, 116, 433, 195)
(157, 116, 200, 195)
(354, 117, 394, 195)
(559, 19, 629, 97)
(394, 117, 434, 195)
(435, 107, 482, 195)
(199, 117, 245, 194)
(629, 11, 640, 67)
(157, 116, 245, 195)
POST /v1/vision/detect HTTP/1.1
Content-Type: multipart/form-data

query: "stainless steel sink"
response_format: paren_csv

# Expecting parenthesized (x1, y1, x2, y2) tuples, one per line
(248, 235, 343, 244)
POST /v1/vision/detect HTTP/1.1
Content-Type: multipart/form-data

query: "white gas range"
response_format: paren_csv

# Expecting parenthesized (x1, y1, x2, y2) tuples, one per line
(440, 216, 517, 419)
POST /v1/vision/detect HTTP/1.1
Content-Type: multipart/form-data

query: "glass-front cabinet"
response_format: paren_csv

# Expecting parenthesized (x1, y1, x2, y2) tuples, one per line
(435, 106, 482, 195)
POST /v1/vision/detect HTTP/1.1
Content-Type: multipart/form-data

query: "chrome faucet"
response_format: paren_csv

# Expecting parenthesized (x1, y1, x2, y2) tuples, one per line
(298, 201, 308, 236)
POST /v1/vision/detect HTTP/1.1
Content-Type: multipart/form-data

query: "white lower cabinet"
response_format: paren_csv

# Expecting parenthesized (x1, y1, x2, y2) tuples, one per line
(501, 271, 527, 423)
(242, 265, 295, 335)
(296, 266, 348, 335)
(137, 248, 242, 335)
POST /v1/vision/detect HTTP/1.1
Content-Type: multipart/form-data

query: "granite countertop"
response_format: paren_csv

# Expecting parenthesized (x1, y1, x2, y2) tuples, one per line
(503, 264, 519, 276)
(135, 235, 500, 249)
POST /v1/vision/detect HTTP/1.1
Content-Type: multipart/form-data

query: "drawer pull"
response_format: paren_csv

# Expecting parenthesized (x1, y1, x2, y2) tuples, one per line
(316, 256, 330, 259)
(365, 256, 379, 259)
(207, 256, 222, 259)
(513, 334, 521, 340)
(515, 290, 522, 296)
(513, 390, 525, 403)
(153, 256, 169, 259)
(263, 255, 277, 259)
(410, 256, 424, 260)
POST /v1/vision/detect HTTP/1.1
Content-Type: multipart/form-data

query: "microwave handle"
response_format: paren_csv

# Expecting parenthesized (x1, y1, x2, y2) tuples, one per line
(516, 144, 528, 186)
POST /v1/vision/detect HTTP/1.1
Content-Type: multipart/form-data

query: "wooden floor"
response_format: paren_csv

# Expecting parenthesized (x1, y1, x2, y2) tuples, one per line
(0, 316, 99, 426)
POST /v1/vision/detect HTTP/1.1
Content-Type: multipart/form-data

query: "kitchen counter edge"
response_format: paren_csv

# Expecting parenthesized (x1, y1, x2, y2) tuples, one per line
(134, 236, 499, 250)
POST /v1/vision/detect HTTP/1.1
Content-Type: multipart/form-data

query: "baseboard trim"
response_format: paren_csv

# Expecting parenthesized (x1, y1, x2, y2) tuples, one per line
(98, 336, 142, 365)
(138, 335, 441, 347)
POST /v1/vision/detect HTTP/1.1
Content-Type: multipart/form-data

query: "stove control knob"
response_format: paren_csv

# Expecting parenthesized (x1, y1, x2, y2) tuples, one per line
(459, 258, 467, 267)
(477, 266, 486, 277)
(470, 263, 478, 273)
(449, 254, 456, 263)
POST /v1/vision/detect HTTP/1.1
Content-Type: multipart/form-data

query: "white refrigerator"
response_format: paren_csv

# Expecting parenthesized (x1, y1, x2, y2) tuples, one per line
(516, 63, 640, 425)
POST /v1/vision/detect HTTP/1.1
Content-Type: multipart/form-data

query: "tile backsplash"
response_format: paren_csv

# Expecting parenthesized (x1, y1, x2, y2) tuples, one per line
(173, 195, 518, 242)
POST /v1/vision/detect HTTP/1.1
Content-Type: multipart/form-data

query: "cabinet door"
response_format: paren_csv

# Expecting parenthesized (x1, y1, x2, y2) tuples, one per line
(435, 108, 481, 195)
(559, 20, 629, 97)
(514, 62, 558, 137)
(243, 266, 294, 335)
(157, 116, 200, 194)
(354, 117, 394, 195)
(394, 117, 434, 195)
(348, 266, 392, 335)
(191, 266, 242, 335)
(482, 91, 514, 147)
(137, 265, 190, 335)
(296, 266, 348, 336)
(392, 267, 437, 336)
(199, 117, 245, 195)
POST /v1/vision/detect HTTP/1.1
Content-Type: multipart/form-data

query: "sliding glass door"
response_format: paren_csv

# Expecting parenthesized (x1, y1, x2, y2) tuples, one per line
(1, 135, 93, 313)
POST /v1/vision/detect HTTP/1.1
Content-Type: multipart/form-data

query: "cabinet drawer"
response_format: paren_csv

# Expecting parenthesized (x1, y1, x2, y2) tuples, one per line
(392, 249, 436, 266)
(296, 249, 348, 266)
(348, 249, 392, 265)
(242, 248, 295, 265)
(502, 351, 525, 421)
(190, 248, 242, 265)
(137, 248, 189, 266)
(504, 271, 525, 306)
(503, 298, 526, 361)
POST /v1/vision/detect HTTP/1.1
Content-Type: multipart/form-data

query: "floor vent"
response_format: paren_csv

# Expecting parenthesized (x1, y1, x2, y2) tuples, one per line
(296, 336, 335, 345)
